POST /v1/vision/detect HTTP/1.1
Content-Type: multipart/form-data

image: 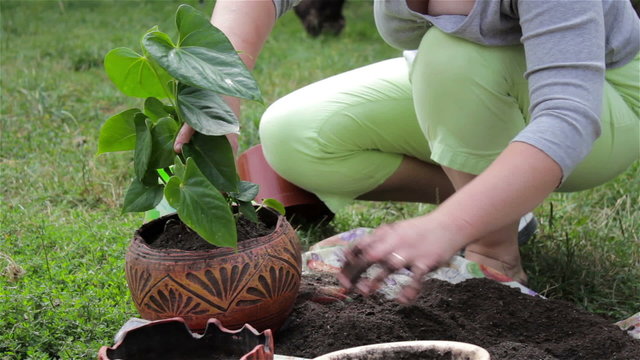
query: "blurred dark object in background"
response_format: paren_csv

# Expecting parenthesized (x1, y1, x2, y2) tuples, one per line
(633, 0, 640, 17)
(294, 0, 346, 37)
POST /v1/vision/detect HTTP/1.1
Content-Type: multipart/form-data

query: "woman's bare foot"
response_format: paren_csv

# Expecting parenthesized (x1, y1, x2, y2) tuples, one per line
(465, 248, 528, 285)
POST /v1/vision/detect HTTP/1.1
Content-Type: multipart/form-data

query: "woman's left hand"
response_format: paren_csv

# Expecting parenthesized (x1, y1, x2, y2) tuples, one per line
(337, 214, 469, 303)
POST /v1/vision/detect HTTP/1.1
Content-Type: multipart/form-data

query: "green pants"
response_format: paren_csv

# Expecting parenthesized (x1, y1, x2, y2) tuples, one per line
(260, 28, 639, 212)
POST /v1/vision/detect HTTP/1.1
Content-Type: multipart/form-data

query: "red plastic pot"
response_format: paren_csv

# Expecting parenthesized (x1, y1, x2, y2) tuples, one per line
(237, 144, 333, 224)
(98, 317, 274, 360)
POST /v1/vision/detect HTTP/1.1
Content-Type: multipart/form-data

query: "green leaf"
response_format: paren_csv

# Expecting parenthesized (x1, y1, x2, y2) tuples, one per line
(134, 115, 152, 181)
(104, 47, 172, 99)
(164, 176, 182, 209)
(164, 176, 181, 208)
(148, 117, 179, 170)
(173, 155, 186, 180)
(122, 177, 163, 213)
(233, 181, 259, 202)
(164, 158, 236, 247)
(164, 104, 178, 117)
(238, 200, 259, 223)
(182, 133, 238, 193)
(177, 84, 239, 136)
(141, 169, 160, 187)
(143, 5, 261, 101)
(97, 108, 140, 154)
(262, 198, 286, 216)
(144, 97, 170, 121)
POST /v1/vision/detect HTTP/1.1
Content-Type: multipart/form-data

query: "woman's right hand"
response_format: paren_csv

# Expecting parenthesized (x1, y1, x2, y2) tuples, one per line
(174, 123, 196, 153)
(173, 121, 239, 155)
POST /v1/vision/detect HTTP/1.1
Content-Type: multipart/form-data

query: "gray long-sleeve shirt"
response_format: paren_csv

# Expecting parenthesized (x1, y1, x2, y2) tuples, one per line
(274, 0, 640, 180)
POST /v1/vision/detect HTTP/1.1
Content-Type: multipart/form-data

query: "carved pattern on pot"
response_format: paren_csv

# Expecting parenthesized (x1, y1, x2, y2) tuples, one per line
(126, 267, 152, 306)
(184, 263, 254, 311)
(144, 285, 210, 318)
(239, 266, 299, 307)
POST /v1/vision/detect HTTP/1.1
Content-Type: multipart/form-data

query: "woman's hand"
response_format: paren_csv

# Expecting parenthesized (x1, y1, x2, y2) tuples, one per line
(338, 214, 469, 303)
(174, 124, 196, 153)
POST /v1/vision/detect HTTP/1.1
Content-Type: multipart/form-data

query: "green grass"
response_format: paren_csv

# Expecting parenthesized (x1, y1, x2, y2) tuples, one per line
(1, 1, 638, 358)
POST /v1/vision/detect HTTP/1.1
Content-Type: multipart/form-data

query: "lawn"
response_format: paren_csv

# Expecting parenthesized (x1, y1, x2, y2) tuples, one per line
(1, 1, 638, 359)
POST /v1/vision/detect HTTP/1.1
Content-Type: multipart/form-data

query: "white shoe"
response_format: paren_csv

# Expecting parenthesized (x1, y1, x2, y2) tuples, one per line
(517, 212, 538, 246)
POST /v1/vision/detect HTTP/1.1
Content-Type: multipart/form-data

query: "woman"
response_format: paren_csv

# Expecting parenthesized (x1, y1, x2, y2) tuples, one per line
(175, 0, 639, 303)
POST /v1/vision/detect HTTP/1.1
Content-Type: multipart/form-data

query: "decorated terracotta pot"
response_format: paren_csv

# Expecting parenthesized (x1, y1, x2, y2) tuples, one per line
(98, 317, 274, 360)
(125, 209, 302, 333)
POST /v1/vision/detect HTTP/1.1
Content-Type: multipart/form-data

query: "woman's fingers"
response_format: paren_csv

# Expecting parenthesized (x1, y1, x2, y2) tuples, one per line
(173, 123, 196, 153)
(339, 224, 419, 296)
(338, 225, 395, 289)
(337, 246, 370, 290)
(360, 252, 408, 295)
(397, 263, 432, 304)
(338, 219, 452, 301)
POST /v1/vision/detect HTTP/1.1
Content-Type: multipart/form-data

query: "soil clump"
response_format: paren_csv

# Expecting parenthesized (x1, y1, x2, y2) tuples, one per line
(275, 274, 639, 360)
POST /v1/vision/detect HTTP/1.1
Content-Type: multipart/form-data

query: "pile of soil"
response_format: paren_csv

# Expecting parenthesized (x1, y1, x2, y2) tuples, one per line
(275, 274, 639, 360)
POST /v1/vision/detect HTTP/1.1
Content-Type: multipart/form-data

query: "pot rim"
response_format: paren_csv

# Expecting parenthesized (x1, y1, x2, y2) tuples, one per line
(132, 208, 290, 256)
(98, 317, 274, 360)
(311, 340, 490, 360)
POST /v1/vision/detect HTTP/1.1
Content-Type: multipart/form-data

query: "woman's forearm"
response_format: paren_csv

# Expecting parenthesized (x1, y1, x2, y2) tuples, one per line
(211, 0, 276, 71)
(430, 141, 562, 245)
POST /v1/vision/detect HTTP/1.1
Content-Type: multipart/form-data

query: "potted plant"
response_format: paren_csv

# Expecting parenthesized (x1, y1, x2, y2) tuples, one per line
(97, 4, 302, 333)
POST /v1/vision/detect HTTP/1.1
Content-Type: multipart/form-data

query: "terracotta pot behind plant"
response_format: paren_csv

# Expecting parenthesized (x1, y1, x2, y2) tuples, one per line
(125, 209, 302, 333)
(237, 144, 334, 225)
(312, 341, 490, 360)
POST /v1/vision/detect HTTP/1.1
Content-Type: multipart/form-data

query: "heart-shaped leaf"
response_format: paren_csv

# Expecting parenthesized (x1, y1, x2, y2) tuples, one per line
(173, 155, 186, 180)
(238, 200, 259, 223)
(148, 117, 179, 170)
(143, 5, 261, 101)
(134, 115, 152, 181)
(177, 84, 238, 135)
(104, 47, 172, 99)
(164, 158, 236, 247)
(231, 181, 259, 203)
(262, 198, 286, 216)
(97, 108, 140, 154)
(122, 177, 163, 213)
(144, 97, 170, 121)
(182, 133, 238, 193)
(175, 4, 235, 50)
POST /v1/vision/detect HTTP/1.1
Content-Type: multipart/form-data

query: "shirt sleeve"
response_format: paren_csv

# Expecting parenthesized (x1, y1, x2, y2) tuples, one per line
(512, 0, 606, 183)
(272, 0, 303, 19)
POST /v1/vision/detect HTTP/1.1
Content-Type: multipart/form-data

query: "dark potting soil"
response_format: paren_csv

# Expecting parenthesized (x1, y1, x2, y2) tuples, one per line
(275, 274, 640, 360)
(325, 349, 454, 360)
(147, 215, 275, 251)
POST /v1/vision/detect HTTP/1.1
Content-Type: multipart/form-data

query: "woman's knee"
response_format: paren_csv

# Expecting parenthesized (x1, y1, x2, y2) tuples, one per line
(259, 96, 312, 174)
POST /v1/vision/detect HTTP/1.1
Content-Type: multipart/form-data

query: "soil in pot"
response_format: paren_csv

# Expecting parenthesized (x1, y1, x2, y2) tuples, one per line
(147, 213, 276, 251)
(324, 348, 455, 360)
(274, 274, 640, 360)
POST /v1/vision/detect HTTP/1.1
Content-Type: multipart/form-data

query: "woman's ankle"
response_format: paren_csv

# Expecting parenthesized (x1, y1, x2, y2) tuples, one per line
(465, 247, 528, 284)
